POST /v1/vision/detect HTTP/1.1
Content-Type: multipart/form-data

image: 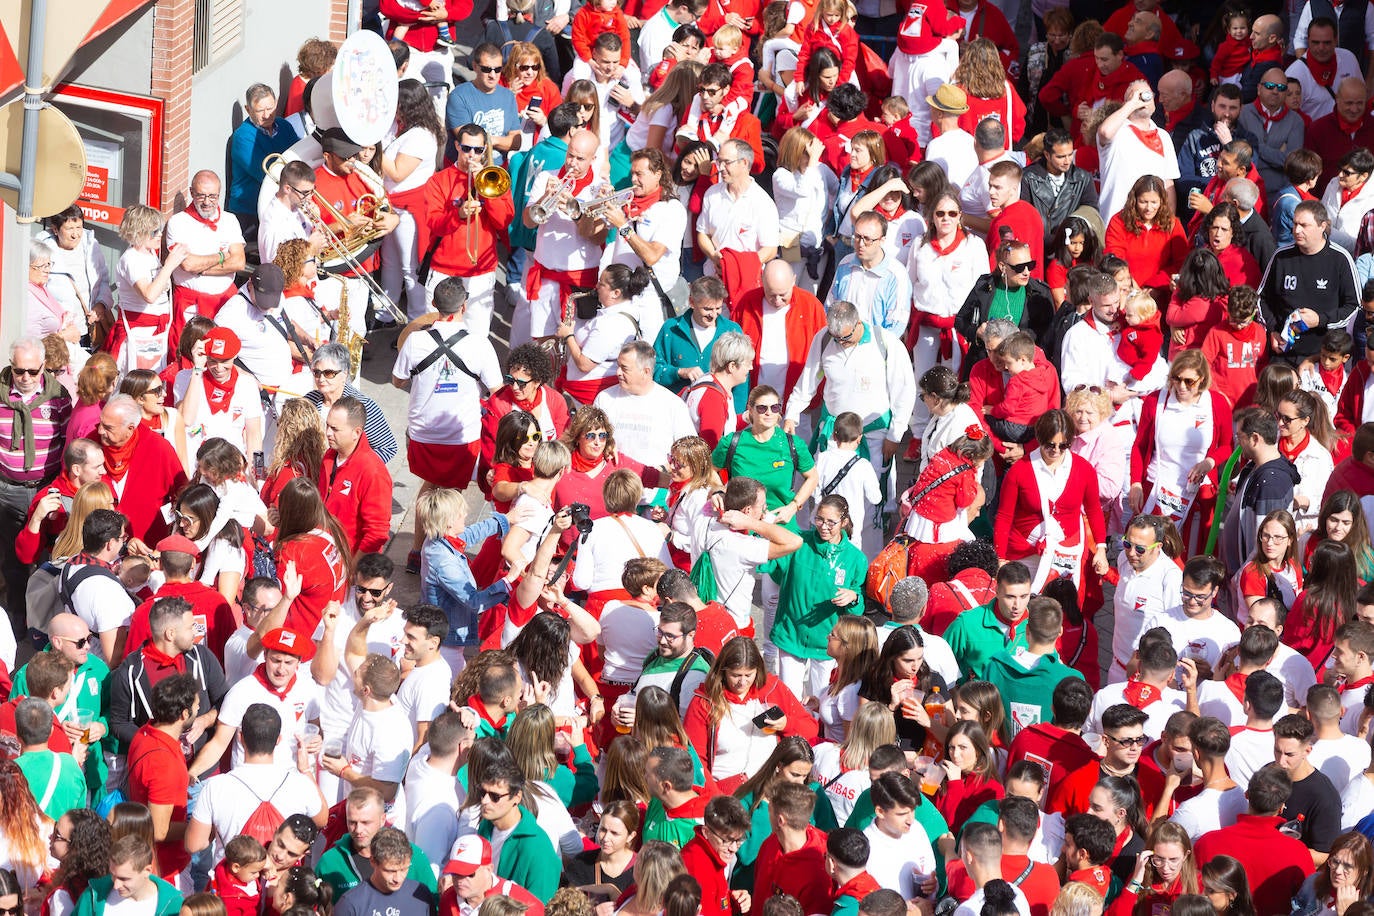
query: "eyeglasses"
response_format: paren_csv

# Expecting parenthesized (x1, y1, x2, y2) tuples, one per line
(305, 257, 318, 265)
(32, 261, 51, 270)
(576, 102, 596, 110)
(1041, 441, 1069, 453)
(934, 210, 960, 218)
(312, 367, 343, 379)
(1104, 734, 1149, 748)
(459, 144, 487, 154)
(1330, 858, 1360, 872)
(1150, 855, 1185, 869)
(709, 829, 747, 849)
(814, 517, 842, 528)
(1124, 541, 1158, 555)
(480, 787, 515, 802)
(1171, 375, 1201, 389)
(11, 367, 41, 377)
(1181, 588, 1213, 604)
(1261, 81, 1288, 91)
(477, 64, 503, 74)
(191, 192, 220, 201)
(1260, 531, 1291, 542)
(656, 627, 688, 641)
(701, 85, 727, 96)
(716, 156, 741, 168)
(1006, 260, 1036, 273)
(504, 374, 536, 388)
(356, 584, 389, 599)
(583, 431, 609, 441)
(853, 233, 883, 244)
(753, 403, 783, 414)
(286, 185, 313, 198)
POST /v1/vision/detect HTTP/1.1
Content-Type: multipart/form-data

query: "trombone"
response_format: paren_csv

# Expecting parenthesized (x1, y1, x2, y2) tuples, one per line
(263, 153, 407, 325)
(464, 164, 511, 261)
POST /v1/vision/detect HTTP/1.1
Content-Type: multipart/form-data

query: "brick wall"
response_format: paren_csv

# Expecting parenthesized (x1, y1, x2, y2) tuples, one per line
(150, 0, 195, 212)
(329, 0, 350, 44)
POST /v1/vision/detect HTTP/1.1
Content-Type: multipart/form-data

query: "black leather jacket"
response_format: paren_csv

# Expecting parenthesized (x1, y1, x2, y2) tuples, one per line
(954, 274, 1056, 375)
(1020, 163, 1099, 246)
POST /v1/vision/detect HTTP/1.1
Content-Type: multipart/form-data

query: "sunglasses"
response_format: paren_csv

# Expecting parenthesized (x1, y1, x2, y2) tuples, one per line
(1171, 375, 1201, 389)
(1124, 541, 1158, 555)
(517, 63, 540, 71)
(504, 374, 536, 387)
(1006, 260, 1036, 273)
(1342, 167, 1365, 177)
(480, 788, 515, 801)
(1105, 734, 1149, 748)
(312, 368, 343, 380)
(1041, 441, 1068, 452)
(1261, 81, 1287, 90)
(146, 385, 165, 397)
(459, 144, 486, 155)
(830, 328, 859, 344)
(11, 367, 41, 377)
(934, 209, 960, 218)
(477, 64, 503, 74)
(583, 431, 609, 441)
(356, 584, 388, 599)
(523, 431, 544, 444)
(62, 634, 96, 648)
(753, 403, 783, 414)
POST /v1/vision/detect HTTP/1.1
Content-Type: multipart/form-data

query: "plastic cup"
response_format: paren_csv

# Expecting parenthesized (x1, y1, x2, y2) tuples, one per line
(322, 739, 344, 759)
(72, 709, 95, 745)
(919, 763, 945, 796)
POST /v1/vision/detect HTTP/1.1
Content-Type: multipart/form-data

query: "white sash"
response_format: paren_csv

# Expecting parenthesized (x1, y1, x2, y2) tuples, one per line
(1142, 390, 1214, 524)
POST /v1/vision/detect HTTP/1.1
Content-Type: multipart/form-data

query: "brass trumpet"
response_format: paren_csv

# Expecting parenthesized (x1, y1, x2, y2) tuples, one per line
(529, 173, 578, 225)
(567, 187, 634, 221)
(473, 165, 511, 198)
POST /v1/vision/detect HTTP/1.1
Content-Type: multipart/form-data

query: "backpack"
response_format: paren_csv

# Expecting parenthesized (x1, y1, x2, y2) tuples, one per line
(248, 531, 277, 580)
(233, 771, 292, 845)
(865, 535, 914, 609)
(721, 428, 800, 479)
(26, 561, 117, 632)
(668, 647, 715, 711)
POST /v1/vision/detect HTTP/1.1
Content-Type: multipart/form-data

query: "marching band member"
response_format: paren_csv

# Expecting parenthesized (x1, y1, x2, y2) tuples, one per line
(257, 158, 325, 265)
(424, 123, 514, 340)
(164, 170, 247, 344)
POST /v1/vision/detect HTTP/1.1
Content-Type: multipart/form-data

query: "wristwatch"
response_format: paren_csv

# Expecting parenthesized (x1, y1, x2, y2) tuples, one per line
(621, 223, 637, 239)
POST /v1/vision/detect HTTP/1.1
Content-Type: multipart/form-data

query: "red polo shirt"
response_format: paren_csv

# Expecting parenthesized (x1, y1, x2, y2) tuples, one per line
(127, 723, 191, 879)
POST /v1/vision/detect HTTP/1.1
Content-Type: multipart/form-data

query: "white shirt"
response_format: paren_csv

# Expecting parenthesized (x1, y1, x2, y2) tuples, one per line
(165, 209, 244, 294)
(1059, 314, 1138, 400)
(599, 600, 660, 684)
(560, 62, 646, 149)
(1195, 679, 1247, 726)
(785, 326, 917, 443)
(925, 128, 977, 189)
(688, 517, 771, 627)
(1225, 726, 1276, 790)
(817, 681, 861, 743)
(828, 252, 913, 339)
(1099, 119, 1180, 220)
(39, 231, 110, 334)
(191, 761, 324, 863)
(1342, 771, 1374, 830)
(602, 197, 687, 291)
(638, 7, 681, 77)
(863, 821, 937, 898)
(383, 127, 439, 194)
(115, 248, 170, 317)
(1311, 734, 1372, 788)
(567, 304, 643, 383)
(314, 603, 406, 741)
(1170, 784, 1248, 840)
(1110, 548, 1183, 679)
(773, 163, 835, 249)
(218, 670, 323, 769)
(1272, 641, 1320, 709)
(697, 180, 780, 275)
(64, 567, 133, 662)
(214, 291, 295, 390)
(1287, 50, 1363, 120)
(959, 151, 1018, 221)
(530, 170, 609, 272)
(812, 447, 882, 536)
(396, 657, 455, 731)
(573, 513, 674, 594)
(342, 702, 413, 820)
(257, 196, 313, 265)
(404, 752, 461, 877)
(814, 741, 872, 824)
(593, 383, 698, 467)
(1138, 606, 1241, 670)
(222, 624, 255, 685)
(392, 317, 503, 446)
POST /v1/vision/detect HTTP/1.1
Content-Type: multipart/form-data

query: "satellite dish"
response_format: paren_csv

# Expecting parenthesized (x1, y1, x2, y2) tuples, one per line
(0, 103, 87, 219)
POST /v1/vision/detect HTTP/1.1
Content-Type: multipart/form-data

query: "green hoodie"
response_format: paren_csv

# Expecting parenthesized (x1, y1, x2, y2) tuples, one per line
(476, 806, 559, 902)
(74, 875, 182, 916)
(14, 650, 111, 793)
(981, 647, 1084, 736)
(317, 833, 438, 902)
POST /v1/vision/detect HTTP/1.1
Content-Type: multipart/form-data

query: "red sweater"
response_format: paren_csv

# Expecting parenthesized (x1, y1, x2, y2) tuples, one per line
(753, 826, 832, 916)
(682, 676, 819, 772)
(696, 0, 764, 36)
(946, 856, 1060, 916)
(1209, 35, 1251, 80)
(126, 581, 237, 662)
(1007, 723, 1097, 806)
(479, 384, 570, 484)
(571, 5, 632, 63)
(936, 771, 1004, 834)
(992, 454, 1107, 561)
(1049, 760, 1165, 818)
(896, 0, 960, 54)
(103, 427, 189, 543)
(1165, 292, 1226, 357)
(967, 349, 1059, 453)
(213, 861, 259, 916)
(1201, 321, 1267, 409)
(1307, 112, 1374, 188)
(1215, 242, 1261, 290)
(16, 470, 79, 565)
(989, 364, 1060, 425)
(1104, 214, 1189, 290)
(985, 200, 1044, 280)
(1118, 314, 1165, 383)
(0, 696, 73, 752)
(682, 832, 736, 916)
(957, 82, 1028, 145)
(1335, 359, 1374, 436)
(1193, 814, 1314, 916)
(794, 20, 860, 84)
(321, 440, 393, 555)
(730, 285, 827, 393)
(425, 166, 515, 276)
(277, 528, 349, 636)
(1282, 591, 1340, 673)
(1129, 390, 1234, 489)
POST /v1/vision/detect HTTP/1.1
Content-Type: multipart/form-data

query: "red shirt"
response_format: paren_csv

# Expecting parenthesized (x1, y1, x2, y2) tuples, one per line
(321, 439, 393, 555)
(571, 5, 631, 64)
(957, 82, 1028, 145)
(753, 825, 832, 916)
(127, 723, 191, 878)
(1007, 723, 1098, 804)
(277, 528, 349, 635)
(1104, 213, 1189, 290)
(313, 166, 379, 272)
(992, 455, 1106, 561)
(126, 581, 237, 662)
(695, 602, 742, 654)
(882, 116, 924, 170)
(0, 696, 73, 752)
(1049, 760, 1165, 818)
(985, 200, 1045, 280)
(1201, 321, 1266, 409)
(935, 771, 1004, 833)
(1209, 35, 1251, 80)
(682, 832, 735, 916)
(1193, 814, 1314, 916)
(103, 428, 188, 543)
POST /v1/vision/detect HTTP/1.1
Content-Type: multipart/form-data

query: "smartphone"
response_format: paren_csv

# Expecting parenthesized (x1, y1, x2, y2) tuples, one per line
(752, 705, 785, 729)
(529, 95, 543, 111)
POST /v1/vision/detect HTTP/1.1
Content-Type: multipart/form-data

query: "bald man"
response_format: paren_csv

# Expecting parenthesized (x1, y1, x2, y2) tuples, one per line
(517, 128, 607, 346)
(1158, 70, 1205, 143)
(730, 259, 827, 397)
(164, 170, 247, 335)
(1307, 77, 1374, 186)
(1098, 79, 1179, 219)
(1239, 15, 1286, 102)
(1238, 67, 1307, 193)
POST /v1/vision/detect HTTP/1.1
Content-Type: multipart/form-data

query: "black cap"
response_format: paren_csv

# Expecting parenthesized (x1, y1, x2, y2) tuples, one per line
(317, 126, 363, 160)
(251, 263, 285, 310)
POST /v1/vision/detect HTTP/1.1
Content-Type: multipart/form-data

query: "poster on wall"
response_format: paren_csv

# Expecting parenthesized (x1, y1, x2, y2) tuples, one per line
(49, 83, 162, 228)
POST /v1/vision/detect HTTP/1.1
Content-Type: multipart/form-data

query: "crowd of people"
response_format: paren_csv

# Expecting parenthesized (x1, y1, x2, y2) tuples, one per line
(17, 1, 1374, 916)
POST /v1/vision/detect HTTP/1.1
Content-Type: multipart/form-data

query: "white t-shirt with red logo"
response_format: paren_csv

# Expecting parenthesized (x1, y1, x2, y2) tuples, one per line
(217, 669, 323, 770)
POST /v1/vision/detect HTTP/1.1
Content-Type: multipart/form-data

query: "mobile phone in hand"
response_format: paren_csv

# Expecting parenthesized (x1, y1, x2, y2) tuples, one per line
(752, 705, 784, 729)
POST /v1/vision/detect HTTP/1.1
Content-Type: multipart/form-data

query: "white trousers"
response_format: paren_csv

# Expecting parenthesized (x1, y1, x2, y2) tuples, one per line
(778, 652, 836, 702)
(511, 274, 565, 347)
(381, 208, 427, 320)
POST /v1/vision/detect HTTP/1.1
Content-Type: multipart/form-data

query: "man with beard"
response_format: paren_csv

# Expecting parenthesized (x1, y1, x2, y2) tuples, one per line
(125, 673, 202, 887)
(164, 171, 246, 341)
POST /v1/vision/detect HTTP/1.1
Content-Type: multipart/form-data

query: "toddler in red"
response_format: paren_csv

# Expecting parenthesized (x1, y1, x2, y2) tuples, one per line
(1201, 285, 1267, 408)
(792, 0, 859, 84)
(1118, 289, 1165, 386)
(677, 25, 753, 147)
(985, 331, 1060, 444)
(1209, 10, 1251, 86)
(213, 836, 268, 916)
(572, 0, 632, 64)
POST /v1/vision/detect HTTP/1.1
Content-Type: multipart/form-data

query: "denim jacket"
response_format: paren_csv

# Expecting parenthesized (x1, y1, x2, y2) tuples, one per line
(421, 514, 511, 646)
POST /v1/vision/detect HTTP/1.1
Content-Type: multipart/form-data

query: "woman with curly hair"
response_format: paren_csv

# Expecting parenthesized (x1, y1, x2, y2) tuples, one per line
(261, 398, 327, 508)
(954, 38, 1027, 144)
(682, 636, 818, 791)
(379, 78, 443, 319)
(0, 759, 52, 887)
(273, 477, 352, 634)
(275, 239, 333, 355)
(119, 368, 189, 473)
(67, 352, 117, 441)
(1105, 175, 1189, 301)
(660, 435, 721, 568)
(47, 808, 111, 916)
(480, 343, 569, 485)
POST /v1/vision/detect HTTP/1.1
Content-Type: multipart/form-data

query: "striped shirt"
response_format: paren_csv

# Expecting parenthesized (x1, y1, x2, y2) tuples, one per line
(305, 384, 399, 465)
(0, 381, 72, 483)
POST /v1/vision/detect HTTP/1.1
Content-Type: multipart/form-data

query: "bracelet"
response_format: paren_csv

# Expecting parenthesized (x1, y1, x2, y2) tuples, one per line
(217, 251, 225, 268)
(590, 694, 604, 701)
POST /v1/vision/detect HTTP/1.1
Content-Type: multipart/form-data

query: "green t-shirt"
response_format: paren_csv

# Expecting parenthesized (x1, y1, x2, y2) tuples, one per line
(641, 796, 701, 848)
(761, 530, 869, 659)
(16, 749, 87, 821)
(711, 428, 815, 515)
(942, 602, 1029, 683)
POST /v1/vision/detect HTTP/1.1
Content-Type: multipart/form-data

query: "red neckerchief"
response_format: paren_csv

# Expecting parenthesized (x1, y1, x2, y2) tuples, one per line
(877, 200, 906, 220)
(1299, 186, 1318, 201)
(929, 229, 965, 257)
(445, 534, 468, 553)
(626, 188, 662, 219)
(559, 165, 595, 197)
(1319, 364, 1346, 396)
(142, 642, 186, 673)
(1224, 671, 1249, 703)
(203, 367, 238, 415)
(1279, 429, 1310, 462)
(849, 165, 873, 192)
(183, 205, 220, 231)
(1253, 100, 1285, 133)
(1129, 124, 1165, 156)
(1123, 679, 1161, 709)
(144, 413, 164, 432)
(103, 425, 141, 482)
(570, 450, 606, 473)
(283, 282, 314, 299)
(1342, 673, 1374, 693)
(1165, 102, 1194, 133)
(1311, 57, 1337, 88)
(252, 663, 296, 701)
(467, 694, 507, 731)
(512, 385, 544, 413)
(1342, 179, 1367, 207)
(698, 110, 727, 142)
(1338, 113, 1368, 137)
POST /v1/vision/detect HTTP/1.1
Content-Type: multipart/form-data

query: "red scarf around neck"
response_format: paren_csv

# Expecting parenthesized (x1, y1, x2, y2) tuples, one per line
(570, 449, 606, 473)
(1224, 671, 1249, 703)
(626, 188, 663, 219)
(930, 229, 966, 257)
(253, 663, 297, 702)
(559, 165, 596, 198)
(1128, 124, 1165, 156)
(1253, 100, 1285, 133)
(1123, 679, 1161, 709)
(1279, 430, 1309, 462)
(445, 534, 468, 553)
(1319, 364, 1346, 397)
(849, 165, 873, 192)
(203, 367, 239, 415)
(877, 200, 906, 220)
(184, 205, 220, 232)
(1311, 57, 1338, 88)
(104, 426, 141, 482)
(142, 642, 186, 673)
(512, 384, 544, 413)
(1342, 180, 1367, 207)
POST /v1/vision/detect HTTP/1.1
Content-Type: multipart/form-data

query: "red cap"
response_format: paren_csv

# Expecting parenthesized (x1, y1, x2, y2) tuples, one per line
(154, 534, 200, 558)
(442, 836, 493, 876)
(260, 627, 316, 661)
(204, 326, 241, 361)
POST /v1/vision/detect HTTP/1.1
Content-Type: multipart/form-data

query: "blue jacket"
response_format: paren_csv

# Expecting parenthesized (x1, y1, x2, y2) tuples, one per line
(228, 118, 298, 214)
(421, 515, 511, 647)
(652, 312, 747, 411)
(1271, 185, 1303, 249)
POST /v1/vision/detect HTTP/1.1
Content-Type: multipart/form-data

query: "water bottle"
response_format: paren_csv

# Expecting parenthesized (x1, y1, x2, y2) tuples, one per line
(1278, 813, 1305, 838)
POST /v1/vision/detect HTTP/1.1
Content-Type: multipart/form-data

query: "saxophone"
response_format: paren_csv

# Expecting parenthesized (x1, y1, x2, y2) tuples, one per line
(335, 279, 363, 377)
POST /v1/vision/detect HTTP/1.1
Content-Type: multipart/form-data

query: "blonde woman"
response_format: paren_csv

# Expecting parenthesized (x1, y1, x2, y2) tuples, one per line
(1067, 384, 1131, 535)
(506, 704, 593, 857)
(110, 204, 186, 370)
(661, 435, 721, 568)
(1048, 883, 1104, 916)
(261, 398, 325, 508)
(50, 482, 115, 561)
(502, 42, 562, 149)
(418, 487, 521, 653)
(612, 841, 685, 916)
(813, 700, 896, 824)
(624, 61, 702, 157)
(814, 615, 878, 742)
(66, 353, 118, 441)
